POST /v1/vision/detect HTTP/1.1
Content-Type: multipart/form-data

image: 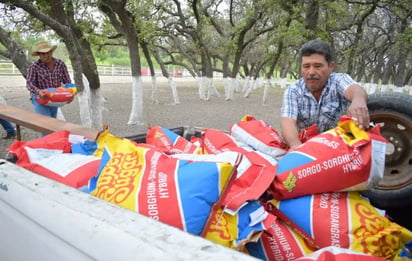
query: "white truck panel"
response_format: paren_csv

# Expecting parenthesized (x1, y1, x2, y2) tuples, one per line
(0, 160, 257, 261)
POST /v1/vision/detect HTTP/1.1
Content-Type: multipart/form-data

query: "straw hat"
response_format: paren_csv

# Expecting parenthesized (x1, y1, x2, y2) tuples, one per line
(31, 40, 57, 56)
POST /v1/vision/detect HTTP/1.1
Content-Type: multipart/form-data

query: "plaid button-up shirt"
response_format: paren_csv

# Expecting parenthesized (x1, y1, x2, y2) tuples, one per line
(281, 72, 356, 132)
(26, 58, 72, 95)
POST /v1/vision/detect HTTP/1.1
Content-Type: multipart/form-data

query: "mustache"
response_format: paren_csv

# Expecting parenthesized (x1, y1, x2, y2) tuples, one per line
(305, 75, 321, 80)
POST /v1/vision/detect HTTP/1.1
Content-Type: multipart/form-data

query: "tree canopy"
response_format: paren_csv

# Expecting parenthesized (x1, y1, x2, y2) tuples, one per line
(0, 0, 411, 86)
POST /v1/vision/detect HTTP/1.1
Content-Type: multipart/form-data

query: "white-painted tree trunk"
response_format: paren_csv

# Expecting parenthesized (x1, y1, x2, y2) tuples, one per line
(57, 108, 65, 121)
(168, 77, 180, 104)
(241, 76, 250, 93)
(279, 78, 287, 89)
(204, 77, 211, 100)
(392, 85, 407, 93)
(363, 83, 370, 94)
(209, 77, 220, 98)
(90, 88, 103, 130)
(393, 85, 405, 93)
(380, 84, 389, 92)
(151, 75, 158, 104)
(235, 78, 243, 93)
(255, 77, 264, 89)
(368, 83, 378, 94)
(262, 78, 271, 105)
(128, 76, 144, 125)
(198, 76, 218, 100)
(223, 77, 235, 101)
(244, 78, 256, 98)
(198, 76, 207, 100)
(76, 75, 92, 128)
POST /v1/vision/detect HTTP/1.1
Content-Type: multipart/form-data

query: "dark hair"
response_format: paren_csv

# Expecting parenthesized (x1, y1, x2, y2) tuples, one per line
(300, 40, 333, 64)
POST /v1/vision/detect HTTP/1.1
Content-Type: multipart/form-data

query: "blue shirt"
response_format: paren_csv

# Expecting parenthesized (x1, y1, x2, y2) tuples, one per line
(281, 72, 356, 132)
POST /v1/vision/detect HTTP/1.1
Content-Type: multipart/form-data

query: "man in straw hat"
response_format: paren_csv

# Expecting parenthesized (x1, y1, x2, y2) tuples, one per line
(26, 40, 72, 120)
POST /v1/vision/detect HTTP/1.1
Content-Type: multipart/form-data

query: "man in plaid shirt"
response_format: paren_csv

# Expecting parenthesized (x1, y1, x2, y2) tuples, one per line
(280, 40, 369, 150)
(26, 40, 72, 119)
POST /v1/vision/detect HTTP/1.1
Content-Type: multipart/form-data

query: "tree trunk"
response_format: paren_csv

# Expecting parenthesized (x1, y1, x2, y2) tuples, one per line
(99, 1, 144, 125)
(0, 26, 31, 77)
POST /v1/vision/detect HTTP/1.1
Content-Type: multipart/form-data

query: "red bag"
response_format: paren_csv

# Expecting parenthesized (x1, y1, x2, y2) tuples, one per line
(272, 117, 387, 200)
(295, 246, 388, 261)
(298, 125, 319, 143)
(230, 119, 288, 158)
(199, 128, 278, 212)
(37, 87, 76, 107)
(146, 126, 200, 154)
(21, 150, 100, 188)
(7, 130, 73, 160)
(7, 130, 99, 188)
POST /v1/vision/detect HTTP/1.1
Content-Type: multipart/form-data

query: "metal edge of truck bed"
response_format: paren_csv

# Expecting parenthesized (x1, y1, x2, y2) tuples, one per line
(0, 160, 258, 261)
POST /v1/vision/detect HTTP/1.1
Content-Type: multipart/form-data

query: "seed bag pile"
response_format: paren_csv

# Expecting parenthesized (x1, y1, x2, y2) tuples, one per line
(7, 115, 412, 260)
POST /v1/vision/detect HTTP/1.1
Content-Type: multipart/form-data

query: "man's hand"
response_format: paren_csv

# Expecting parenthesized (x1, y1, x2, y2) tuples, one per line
(288, 142, 302, 151)
(281, 117, 302, 151)
(347, 97, 370, 129)
(38, 90, 47, 99)
(345, 84, 370, 129)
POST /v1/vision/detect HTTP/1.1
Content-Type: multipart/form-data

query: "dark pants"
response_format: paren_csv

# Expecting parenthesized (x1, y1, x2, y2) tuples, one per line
(0, 118, 15, 135)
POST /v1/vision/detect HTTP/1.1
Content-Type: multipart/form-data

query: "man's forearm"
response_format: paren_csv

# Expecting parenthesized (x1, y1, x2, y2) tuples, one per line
(281, 117, 301, 149)
(283, 133, 301, 150)
(345, 84, 370, 129)
(345, 84, 367, 102)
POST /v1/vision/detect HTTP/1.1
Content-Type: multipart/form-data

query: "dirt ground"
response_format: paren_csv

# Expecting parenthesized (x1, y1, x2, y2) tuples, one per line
(0, 75, 285, 159)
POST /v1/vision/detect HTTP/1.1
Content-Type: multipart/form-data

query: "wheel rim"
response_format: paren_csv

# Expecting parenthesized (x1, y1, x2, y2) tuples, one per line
(370, 112, 412, 190)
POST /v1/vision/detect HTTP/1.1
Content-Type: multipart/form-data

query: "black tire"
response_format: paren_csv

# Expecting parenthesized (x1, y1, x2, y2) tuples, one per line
(361, 92, 412, 209)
